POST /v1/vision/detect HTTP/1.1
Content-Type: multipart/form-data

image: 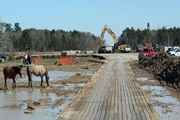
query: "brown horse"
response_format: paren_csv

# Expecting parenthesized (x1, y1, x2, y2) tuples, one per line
(27, 64, 49, 87)
(3, 66, 22, 90)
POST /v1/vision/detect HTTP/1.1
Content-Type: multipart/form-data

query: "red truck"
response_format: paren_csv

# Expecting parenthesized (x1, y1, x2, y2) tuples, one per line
(138, 48, 158, 60)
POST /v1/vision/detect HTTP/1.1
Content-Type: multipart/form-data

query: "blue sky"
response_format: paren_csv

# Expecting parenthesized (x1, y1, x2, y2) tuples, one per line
(0, 0, 180, 45)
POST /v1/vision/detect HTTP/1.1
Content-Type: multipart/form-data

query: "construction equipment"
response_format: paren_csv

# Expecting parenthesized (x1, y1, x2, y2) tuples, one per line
(136, 23, 152, 52)
(145, 23, 152, 48)
(118, 44, 131, 53)
(136, 44, 143, 52)
(99, 25, 118, 52)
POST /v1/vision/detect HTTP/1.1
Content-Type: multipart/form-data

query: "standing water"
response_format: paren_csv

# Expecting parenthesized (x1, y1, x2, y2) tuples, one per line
(137, 78, 180, 120)
(0, 70, 95, 120)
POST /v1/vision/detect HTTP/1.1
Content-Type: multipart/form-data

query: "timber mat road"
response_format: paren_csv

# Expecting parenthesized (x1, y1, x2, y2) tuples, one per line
(55, 53, 160, 120)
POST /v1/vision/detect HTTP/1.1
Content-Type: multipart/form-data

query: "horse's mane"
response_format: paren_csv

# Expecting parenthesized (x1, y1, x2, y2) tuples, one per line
(13, 67, 21, 72)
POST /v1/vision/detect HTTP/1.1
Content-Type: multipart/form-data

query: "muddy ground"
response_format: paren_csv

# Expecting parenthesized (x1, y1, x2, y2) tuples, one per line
(0, 56, 104, 120)
(129, 60, 180, 120)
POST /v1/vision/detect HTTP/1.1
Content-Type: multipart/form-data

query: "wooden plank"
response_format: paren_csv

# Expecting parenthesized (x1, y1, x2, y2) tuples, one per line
(74, 71, 103, 120)
(126, 68, 140, 120)
(125, 68, 142, 120)
(69, 76, 97, 119)
(80, 63, 111, 120)
(117, 66, 123, 120)
(120, 66, 128, 120)
(90, 65, 113, 120)
(95, 71, 113, 120)
(78, 78, 102, 120)
(125, 72, 137, 120)
(131, 77, 149, 120)
(99, 72, 112, 120)
(108, 72, 115, 120)
(55, 54, 160, 120)
(113, 66, 119, 120)
(123, 76, 132, 120)
(90, 74, 107, 120)
(104, 71, 114, 120)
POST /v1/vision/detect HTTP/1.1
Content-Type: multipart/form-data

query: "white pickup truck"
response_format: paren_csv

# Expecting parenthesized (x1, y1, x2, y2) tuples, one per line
(124, 45, 131, 53)
(98, 46, 113, 53)
(167, 48, 180, 56)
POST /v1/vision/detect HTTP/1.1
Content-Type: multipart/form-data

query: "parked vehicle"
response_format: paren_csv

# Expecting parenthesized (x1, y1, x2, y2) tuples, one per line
(167, 48, 180, 56)
(98, 46, 106, 53)
(173, 46, 179, 50)
(166, 46, 180, 54)
(105, 46, 113, 53)
(118, 44, 131, 53)
(136, 44, 143, 52)
(0, 53, 6, 63)
(124, 45, 131, 53)
(85, 51, 93, 54)
(98, 46, 113, 53)
(118, 44, 126, 53)
(166, 47, 174, 54)
(138, 48, 158, 60)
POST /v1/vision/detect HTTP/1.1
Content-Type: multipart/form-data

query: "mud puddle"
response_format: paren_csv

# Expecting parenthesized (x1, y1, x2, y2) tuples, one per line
(0, 89, 74, 120)
(137, 78, 180, 120)
(0, 70, 95, 120)
(51, 83, 85, 90)
(16, 71, 94, 83)
(136, 77, 149, 82)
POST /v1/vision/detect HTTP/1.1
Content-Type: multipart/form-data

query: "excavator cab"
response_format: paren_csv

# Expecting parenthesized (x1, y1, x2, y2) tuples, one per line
(113, 43, 119, 52)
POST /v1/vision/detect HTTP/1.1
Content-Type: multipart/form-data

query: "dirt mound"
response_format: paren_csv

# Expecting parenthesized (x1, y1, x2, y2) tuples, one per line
(138, 53, 180, 88)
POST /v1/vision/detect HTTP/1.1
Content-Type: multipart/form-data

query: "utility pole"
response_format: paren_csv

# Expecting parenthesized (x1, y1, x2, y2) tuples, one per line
(146, 23, 151, 47)
(147, 23, 150, 45)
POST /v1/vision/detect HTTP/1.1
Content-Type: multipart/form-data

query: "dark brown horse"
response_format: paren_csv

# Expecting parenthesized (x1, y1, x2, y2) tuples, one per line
(3, 66, 22, 90)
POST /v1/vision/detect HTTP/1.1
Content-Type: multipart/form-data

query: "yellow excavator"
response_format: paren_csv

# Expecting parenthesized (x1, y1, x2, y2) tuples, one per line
(99, 25, 119, 53)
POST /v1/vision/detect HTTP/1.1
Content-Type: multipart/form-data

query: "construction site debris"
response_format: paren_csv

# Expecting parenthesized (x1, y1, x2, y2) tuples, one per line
(138, 53, 180, 88)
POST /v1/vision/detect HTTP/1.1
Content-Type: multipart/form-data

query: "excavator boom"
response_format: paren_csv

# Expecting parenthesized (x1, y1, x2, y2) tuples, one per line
(100, 25, 118, 45)
(99, 25, 119, 52)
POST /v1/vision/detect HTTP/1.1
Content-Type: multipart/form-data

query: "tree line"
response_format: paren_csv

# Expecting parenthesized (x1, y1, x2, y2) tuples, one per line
(1, 22, 180, 52)
(118, 27, 180, 50)
(0, 22, 100, 52)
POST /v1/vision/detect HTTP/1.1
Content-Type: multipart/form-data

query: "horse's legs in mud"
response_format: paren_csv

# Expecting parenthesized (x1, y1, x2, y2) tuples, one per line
(45, 75, 49, 86)
(29, 73, 33, 87)
(40, 76, 43, 86)
(14, 79, 16, 88)
(4, 77, 7, 90)
(28, 74, 32, 87)
(12, 78, 16, 89)
(46, 78, 49, 86)
(159, 79, 163, 85)
(27, 66, 30, 86)
(27, 66, 32, 87)
(176, 80, 180, 88)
